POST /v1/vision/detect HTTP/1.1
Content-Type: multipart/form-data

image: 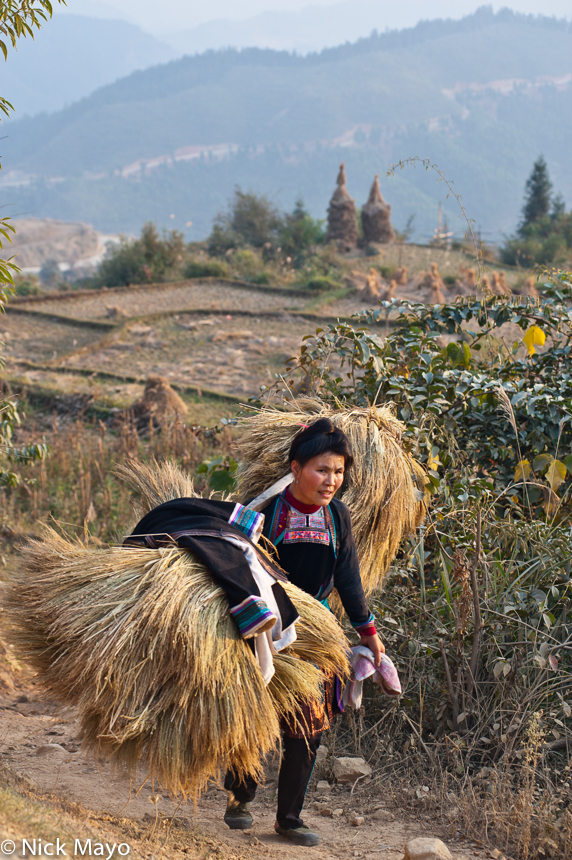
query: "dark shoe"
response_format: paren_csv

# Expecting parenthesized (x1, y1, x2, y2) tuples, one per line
(224, 798, 253, 830)
(274, 822, 321, 846)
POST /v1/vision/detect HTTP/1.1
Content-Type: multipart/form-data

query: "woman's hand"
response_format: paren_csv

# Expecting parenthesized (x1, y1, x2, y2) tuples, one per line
(360, 633, 385, 667)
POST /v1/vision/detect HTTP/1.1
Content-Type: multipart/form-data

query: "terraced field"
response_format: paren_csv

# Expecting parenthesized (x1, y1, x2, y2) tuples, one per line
(4, 253, 525, 419)
(4, 279, 361, 418)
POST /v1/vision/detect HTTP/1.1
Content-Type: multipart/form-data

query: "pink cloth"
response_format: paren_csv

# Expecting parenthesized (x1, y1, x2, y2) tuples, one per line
(342, 646, 401, 709)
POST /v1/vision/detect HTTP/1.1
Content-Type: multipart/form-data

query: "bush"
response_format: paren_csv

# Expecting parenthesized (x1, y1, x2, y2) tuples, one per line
(302, 275, 341, 292)
(183, 259, 229, 279)
(230, 248, 269, 283)
(278, 198, 324, 264)
(93, 223, 185, 287)
(282, 270, 572, 779)
(38, 259, 64, 290)
(250, 272, 272, 285)
(209, 188, 283, 253)
(207, 223, 237, 257)
(13, 277, 42, 296)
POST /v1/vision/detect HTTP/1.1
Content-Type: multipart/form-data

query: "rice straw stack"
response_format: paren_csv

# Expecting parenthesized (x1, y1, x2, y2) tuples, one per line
(235, 398, 426, 593)
(7, 459, 349, 795)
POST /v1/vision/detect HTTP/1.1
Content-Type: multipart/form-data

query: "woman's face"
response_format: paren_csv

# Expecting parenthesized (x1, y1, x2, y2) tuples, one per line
(290, 451, 345, 507)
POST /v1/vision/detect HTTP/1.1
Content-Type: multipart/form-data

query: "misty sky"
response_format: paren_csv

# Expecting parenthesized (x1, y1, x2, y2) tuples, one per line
(59, 0, 572, 33)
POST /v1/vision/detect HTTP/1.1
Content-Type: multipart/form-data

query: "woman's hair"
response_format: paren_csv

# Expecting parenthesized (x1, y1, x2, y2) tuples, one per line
(288, 417, 354, 470)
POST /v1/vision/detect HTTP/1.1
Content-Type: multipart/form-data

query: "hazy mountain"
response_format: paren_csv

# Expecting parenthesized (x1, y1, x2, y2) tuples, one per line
(2, 8, 571, 240)
(163, 0, 480, 55)
(0, 14, 174, 117)
(56, 0, 572, 41)
(162, 0, 571, 56)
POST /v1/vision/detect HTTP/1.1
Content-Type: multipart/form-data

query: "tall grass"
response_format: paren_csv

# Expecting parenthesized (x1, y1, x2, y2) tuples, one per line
(0, 413, 235, 545)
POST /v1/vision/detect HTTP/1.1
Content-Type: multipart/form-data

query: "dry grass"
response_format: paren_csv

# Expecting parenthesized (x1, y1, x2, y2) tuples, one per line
(5, 457, 350, 797)
(115, 457, 197, 514)
(235, 397, 426, 592)
(7, 530, 279, 797)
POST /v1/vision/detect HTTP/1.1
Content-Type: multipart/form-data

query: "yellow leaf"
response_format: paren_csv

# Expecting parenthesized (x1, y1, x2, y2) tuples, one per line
(522, 325, 546, 356)
(514, 459, 531, 482)
(427, 452, 442, 471)
(546, 459, 567, 492)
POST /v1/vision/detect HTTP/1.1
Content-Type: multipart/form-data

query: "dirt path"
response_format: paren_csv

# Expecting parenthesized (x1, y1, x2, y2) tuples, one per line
(0, 686, 488, 860)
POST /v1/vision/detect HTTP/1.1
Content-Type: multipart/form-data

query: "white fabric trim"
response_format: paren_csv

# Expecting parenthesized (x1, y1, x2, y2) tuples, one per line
(245, 472, 294, 512)
(220, 534, 297, 684)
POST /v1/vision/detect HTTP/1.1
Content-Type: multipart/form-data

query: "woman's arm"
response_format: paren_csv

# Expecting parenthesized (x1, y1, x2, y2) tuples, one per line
(331, 501, 385, 666)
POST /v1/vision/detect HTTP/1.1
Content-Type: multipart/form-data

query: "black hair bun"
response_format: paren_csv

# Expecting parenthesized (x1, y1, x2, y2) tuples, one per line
(288, 417, 353, 470)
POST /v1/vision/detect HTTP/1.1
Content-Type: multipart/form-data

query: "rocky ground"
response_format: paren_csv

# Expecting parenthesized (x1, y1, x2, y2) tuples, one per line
(0, 681, 488, 860)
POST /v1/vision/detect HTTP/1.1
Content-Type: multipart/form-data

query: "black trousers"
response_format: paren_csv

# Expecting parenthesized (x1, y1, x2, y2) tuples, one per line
(224, 733, 322, 830)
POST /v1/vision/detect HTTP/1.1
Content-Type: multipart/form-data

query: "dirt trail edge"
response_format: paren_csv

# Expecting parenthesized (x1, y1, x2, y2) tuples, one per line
(0, 687, 486, 860)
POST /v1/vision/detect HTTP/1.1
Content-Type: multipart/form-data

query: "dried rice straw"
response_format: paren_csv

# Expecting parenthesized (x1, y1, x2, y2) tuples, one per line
(7, 458, 350, 795)
(235, 397, 426, 593)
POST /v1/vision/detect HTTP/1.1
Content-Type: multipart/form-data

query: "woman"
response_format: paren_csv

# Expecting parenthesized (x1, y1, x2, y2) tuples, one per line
(224, 417, 384, 847)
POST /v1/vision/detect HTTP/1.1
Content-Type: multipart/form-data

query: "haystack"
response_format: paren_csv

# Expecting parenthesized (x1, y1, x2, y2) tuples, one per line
(325, 163, 359, 248)
(490, 272, 510, 296)
(361, 175, 395, 245)
(7, 459, 350, 797)
(522, 276, 539, 299)
(361, 269, 387, 302)
(235, 399, 426, 593)
(430, 277, 446, 304)
(458, 266, 477, 292)
(129, 376, 188, 431)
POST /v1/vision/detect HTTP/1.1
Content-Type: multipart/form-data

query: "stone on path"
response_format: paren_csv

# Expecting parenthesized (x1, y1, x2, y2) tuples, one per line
(35, 743, 68, 756)
(403, 837, 455, 860)
(332, 756, 372, 783)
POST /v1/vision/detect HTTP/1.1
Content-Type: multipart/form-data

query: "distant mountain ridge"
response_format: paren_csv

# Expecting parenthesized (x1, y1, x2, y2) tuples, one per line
(2, 8, 572, 240)
(0, 14, 174, 117)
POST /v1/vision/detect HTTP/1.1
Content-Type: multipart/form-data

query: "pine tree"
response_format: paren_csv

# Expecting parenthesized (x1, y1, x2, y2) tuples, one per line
(519, 155, 552, 234)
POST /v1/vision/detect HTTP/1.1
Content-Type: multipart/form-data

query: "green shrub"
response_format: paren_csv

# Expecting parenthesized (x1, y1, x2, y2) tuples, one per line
(281, 269, 572, 777)
(303, 275, 341, 292)
(183, 259, 229, 279)
(443, 274, 457, 285)
(93, 223, 185, 287)
(14, 278, 42, 296)
(279, 199, 325, 264)
(250, 272, 272, 285)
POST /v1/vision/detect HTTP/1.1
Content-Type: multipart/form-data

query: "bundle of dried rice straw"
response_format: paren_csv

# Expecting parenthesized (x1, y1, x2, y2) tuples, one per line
(7, 459, 349, 797)
(235, 398, 426, 593)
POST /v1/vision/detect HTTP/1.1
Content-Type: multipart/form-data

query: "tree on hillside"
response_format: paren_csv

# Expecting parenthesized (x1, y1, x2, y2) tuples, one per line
(519, 155, 552, 234)
(279, 198, 324, 263)
(501, 156, 572, 267)
(229, 188, 282, 248)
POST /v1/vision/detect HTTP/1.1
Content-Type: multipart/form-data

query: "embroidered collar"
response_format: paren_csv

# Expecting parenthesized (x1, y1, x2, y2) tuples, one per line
(285, 485, 321, 514)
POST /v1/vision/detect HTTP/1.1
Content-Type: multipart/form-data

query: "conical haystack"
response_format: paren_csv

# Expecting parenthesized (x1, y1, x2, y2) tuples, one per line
(235, 399, 426, 593)
(129, 376, 188, 431)
(325, 163, 359, 248)
(6, 460, 350, 797)
(361, 175, 395, 245)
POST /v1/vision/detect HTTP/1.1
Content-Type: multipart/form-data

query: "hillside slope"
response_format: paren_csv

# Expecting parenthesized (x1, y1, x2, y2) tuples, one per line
(2, 8, 571, 238)
(0, 14, 174, 118)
